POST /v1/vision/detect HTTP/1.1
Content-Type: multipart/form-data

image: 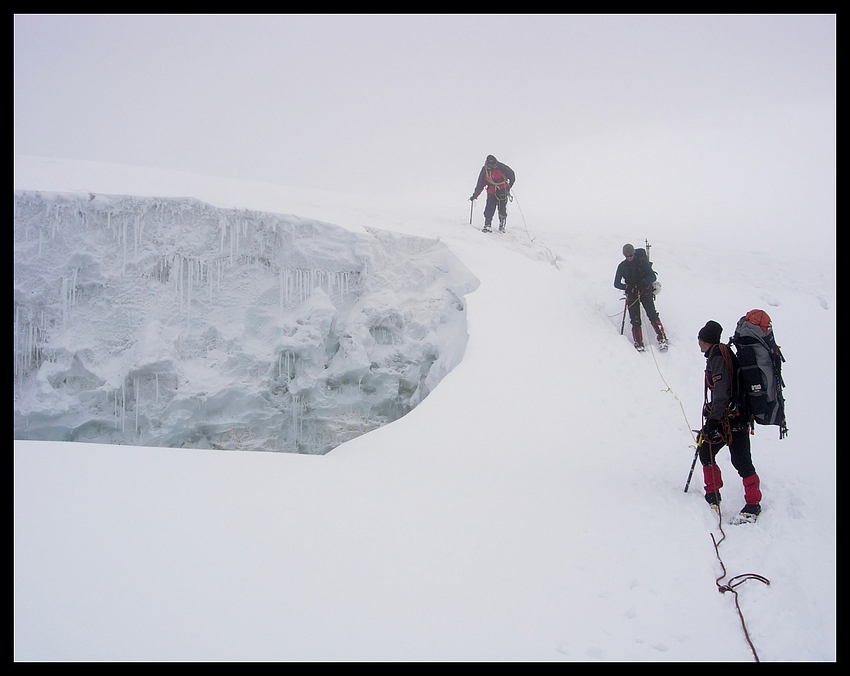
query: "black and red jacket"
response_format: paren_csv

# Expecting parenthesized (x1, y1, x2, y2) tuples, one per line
(472, 161, 515, 198)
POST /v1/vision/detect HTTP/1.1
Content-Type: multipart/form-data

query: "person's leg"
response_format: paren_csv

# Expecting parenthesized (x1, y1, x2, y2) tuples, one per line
(628, 293, 643, 347)
(497, 193, 507, 231)
(483, 194, 496, 231)
(699, 440, 724, 506)
(729, 428, 761, 507)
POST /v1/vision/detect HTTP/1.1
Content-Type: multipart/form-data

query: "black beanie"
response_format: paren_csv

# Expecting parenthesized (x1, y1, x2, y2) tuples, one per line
(698, 321, 723, 344)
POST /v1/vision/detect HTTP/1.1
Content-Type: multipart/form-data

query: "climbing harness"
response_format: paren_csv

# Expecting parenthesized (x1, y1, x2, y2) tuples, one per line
(484, 166, 511, 193)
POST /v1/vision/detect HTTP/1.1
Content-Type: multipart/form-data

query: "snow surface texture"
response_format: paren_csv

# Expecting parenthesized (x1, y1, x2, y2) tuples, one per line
(14, 191, 478, 453)
(14, 158, 835, 661)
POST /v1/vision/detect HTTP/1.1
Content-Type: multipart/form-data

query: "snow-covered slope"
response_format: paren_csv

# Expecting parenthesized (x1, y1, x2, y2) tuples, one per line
(14, 157, 835, 661)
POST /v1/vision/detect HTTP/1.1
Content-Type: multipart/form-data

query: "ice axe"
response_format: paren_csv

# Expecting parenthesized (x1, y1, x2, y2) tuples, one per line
(684, 431, 702, 492)
(620, 297, 627, 335)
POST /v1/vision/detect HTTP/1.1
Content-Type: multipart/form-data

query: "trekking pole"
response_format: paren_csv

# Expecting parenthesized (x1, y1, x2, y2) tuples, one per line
(469, 199, 474, 225)
(684, 431, 702, 492)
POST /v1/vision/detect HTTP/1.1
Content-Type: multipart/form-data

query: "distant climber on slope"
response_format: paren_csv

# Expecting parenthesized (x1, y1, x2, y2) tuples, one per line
(613, 243, 667, 351)
(469, 155, 515, 233)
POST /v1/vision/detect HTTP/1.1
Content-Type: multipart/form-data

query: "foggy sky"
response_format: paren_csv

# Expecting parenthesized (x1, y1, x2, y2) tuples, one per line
(14, 14, 835, 257)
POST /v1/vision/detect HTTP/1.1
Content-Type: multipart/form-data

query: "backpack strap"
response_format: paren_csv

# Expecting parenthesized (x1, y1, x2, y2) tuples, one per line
(718, 343, 737, 401)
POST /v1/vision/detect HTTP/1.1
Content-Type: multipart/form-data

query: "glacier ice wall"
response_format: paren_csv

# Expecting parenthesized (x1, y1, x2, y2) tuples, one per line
(14, 191, 479, 454)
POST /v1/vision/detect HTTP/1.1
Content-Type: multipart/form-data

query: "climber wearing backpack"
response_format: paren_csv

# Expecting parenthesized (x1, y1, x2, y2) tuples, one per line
(469, 155, 515, 233)
(613, 243, 667, 351)
(697, 320, 762, 524)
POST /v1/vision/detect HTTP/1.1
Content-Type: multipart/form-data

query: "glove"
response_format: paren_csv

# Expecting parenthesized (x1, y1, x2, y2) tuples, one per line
(701, 420, 723, 444)
(469, 195, 477, 201)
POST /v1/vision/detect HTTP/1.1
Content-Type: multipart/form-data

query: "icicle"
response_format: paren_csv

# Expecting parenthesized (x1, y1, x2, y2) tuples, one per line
(61, 277, 68, 332)
(187, 257, 193, 329)
(292, 394, 301, 450)
(134, 213, 140, 260)
(31, 323, 37, 371)
(134, 376, 140, 435)
(122, 215, 128, 276)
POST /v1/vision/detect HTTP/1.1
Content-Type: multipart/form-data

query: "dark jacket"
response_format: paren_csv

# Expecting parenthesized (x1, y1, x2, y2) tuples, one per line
(704, 344, 733, 424)
(472, 162, 515, 198)
(613, 255, 656, 293)
(703, 343, 748, 427)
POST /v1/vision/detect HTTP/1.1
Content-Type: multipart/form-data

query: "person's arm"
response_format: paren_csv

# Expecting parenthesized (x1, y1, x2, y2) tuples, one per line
(614, 262, 626, 290)
(705, 350, 732, 422)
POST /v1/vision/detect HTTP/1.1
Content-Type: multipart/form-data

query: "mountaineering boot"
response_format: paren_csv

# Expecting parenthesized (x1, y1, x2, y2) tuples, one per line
(732, 503, 762, 524)
(742, 473, 762, 505)
(703, 465, 723, 511)
(652, 320, 668, 350)
(705, 493, 721, 513)
(499, 217, 506, 233)
(632, 327, 645, 351)
(482, 221, 492, 233)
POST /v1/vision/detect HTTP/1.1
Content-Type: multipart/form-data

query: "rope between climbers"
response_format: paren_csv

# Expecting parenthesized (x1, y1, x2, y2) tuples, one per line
(509, 190, 559, 268)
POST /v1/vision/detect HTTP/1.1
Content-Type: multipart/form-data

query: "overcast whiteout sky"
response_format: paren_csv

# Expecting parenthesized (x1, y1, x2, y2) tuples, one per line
(14, 14, 835, 260)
